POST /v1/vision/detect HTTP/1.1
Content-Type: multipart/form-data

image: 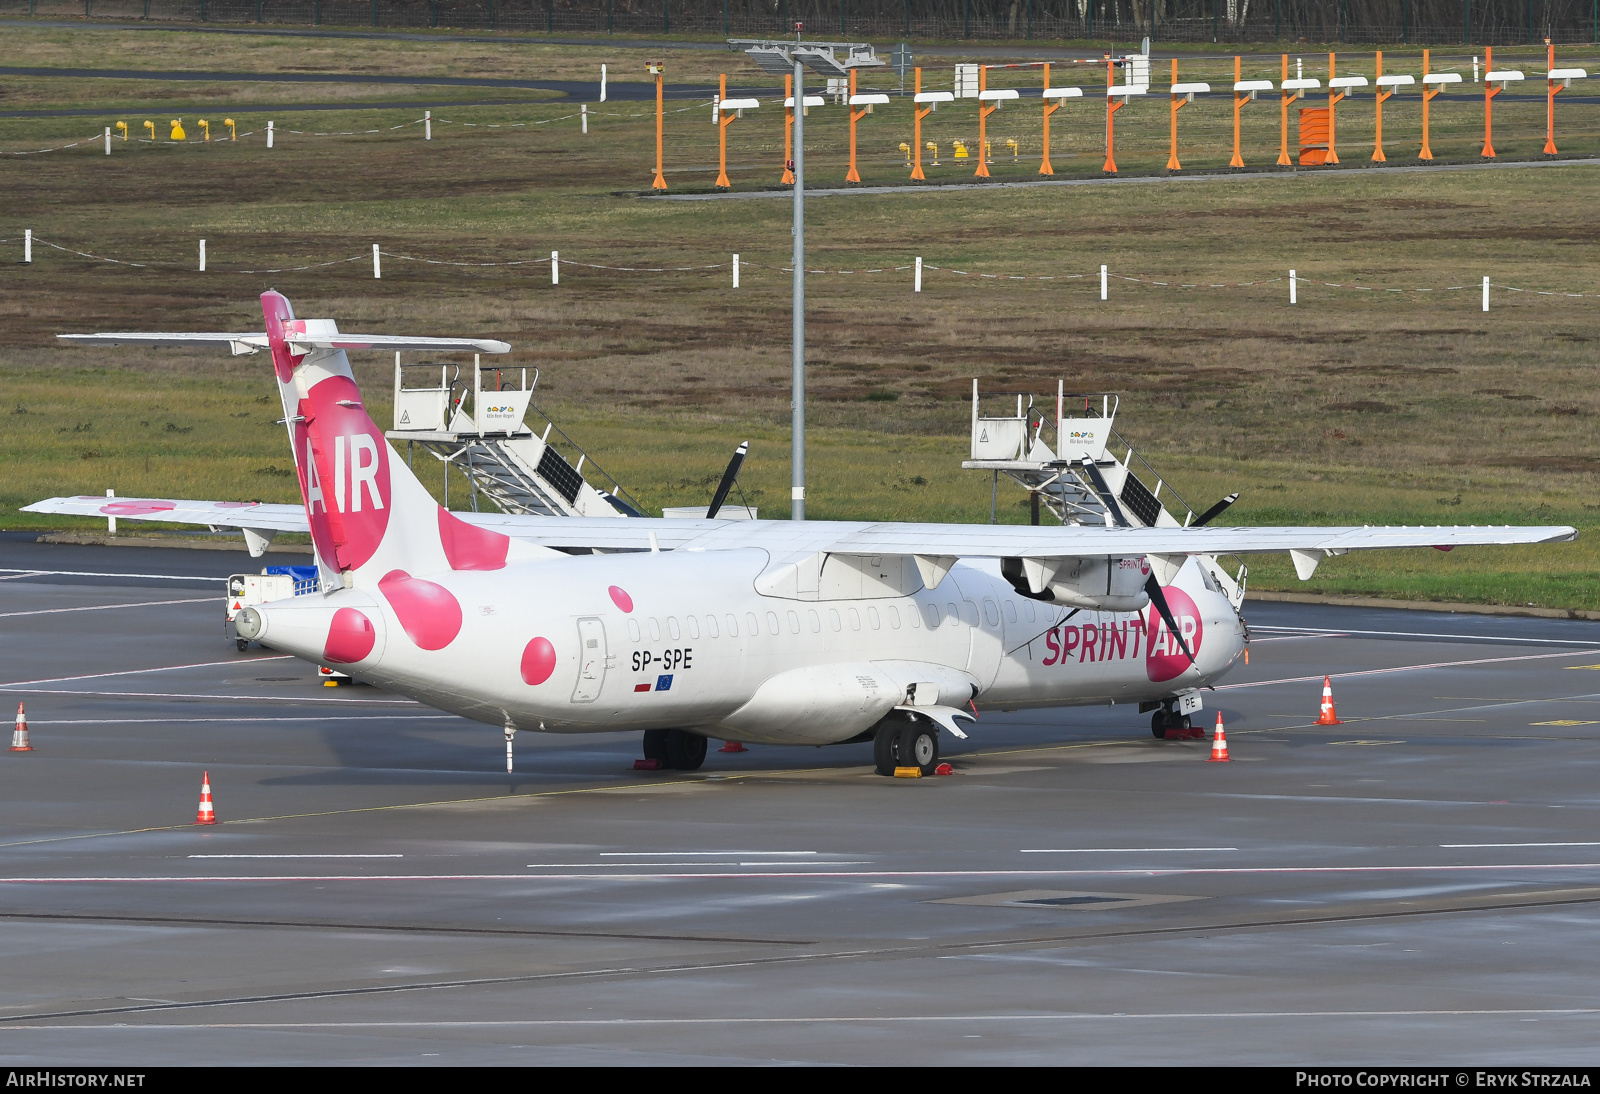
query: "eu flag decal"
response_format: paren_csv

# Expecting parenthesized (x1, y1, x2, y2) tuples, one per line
(656, 674, 673, 692)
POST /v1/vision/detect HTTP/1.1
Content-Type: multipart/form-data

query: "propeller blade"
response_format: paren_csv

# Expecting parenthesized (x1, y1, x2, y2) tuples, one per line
(704, 441, 749, 520)
(1144, 573, 1196, 664)
(1191, 492, 1240, 528)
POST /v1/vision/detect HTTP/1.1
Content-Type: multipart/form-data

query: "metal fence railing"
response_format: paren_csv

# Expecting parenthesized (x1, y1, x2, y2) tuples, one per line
(9, 0, 1600, 44)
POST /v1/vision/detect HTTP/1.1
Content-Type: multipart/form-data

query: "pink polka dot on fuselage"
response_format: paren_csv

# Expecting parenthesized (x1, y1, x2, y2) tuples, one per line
(378, 570, 462, 651)
(324, 607, 376, 664)
(520, 637, 557, 685)
(608, 586, 634, 613)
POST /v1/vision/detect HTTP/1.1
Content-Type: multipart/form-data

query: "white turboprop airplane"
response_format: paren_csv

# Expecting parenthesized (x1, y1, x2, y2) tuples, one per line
(28, 292, 1578, 775)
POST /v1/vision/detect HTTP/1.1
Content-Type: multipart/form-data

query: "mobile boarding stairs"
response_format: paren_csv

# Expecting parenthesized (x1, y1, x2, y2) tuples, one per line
(388, 357, 643, 520)
(962, 380, 1246, 601)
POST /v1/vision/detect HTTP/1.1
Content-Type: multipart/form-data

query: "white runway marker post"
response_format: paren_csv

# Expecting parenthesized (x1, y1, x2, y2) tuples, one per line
(600, 63, 607, 102)
(914, 256, 922, 292)
(105, 127, 111, 155)
(425, 110, 431, 140)
(582, 104, 588, 134)
(1483, 276, 1490, 312)
(1290, 269, 1297, 304)
(732, 253, 739, 288)
(1100, 264, 1108, 300)
(267, 120, 273, 148)
(551, 251, 559, 285)
(24, 229, 31, 264)
(199, 239, 206, 272)
(105, 489, 116, 535)
(372, 244, 381, 279)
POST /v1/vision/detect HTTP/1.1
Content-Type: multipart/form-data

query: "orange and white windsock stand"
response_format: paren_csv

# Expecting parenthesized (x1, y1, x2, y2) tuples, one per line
(195, 771, 218, 825)
(1316, 676, 1342, 725)
(10, 701, 33, 752)
(1208, 714, 1231, 762)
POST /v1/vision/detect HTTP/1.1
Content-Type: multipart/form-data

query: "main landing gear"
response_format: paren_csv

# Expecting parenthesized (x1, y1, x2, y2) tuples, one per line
(1151, 705, 1202, 740)
(642, 729, 707, 771)
(872, 714, 940, 777)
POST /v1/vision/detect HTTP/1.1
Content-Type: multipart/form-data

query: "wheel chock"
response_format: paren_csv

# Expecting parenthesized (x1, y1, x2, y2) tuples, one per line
(893, 766, 922, 778)
(633, 758, 662, 771)
(934, 763, 954, 776)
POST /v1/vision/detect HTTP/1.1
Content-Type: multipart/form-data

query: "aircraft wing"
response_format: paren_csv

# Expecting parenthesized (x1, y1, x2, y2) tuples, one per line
(451, 513, 1577, 557)
(21, 495, 308, 531)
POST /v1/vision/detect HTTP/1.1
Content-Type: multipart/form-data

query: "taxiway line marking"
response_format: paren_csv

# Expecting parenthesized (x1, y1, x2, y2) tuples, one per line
(1442, 842, 1600, 848)
(1020, 847, 1238, 853)
(4, 688, 418, 705)
(0, 656, 293, 689)
(189, 850, 403, 857)
(1216, 648, 1600, 691)
(0, 568, 223, 583)
(1250, 624, 1600, 647)
(5, 863, 1600, 883)
(599, 851, 817, 856)
(20, 1008, 1600, 1029)
(0, 596, 215, 617)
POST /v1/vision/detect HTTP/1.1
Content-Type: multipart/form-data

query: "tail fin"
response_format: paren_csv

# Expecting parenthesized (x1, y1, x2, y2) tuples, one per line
(261, 290, 524, 588)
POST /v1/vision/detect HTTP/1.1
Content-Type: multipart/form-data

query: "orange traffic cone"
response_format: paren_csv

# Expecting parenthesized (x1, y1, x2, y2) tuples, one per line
(10, 701, 33, 752)
(1316, 675, 1342, 725)
(195, 771, 218, 825)
(717, 740, 747, 753)
(1208, 714, 1231, 762)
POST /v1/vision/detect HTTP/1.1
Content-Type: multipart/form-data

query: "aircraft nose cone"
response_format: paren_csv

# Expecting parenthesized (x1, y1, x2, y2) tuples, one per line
(235, 606, 264, 640)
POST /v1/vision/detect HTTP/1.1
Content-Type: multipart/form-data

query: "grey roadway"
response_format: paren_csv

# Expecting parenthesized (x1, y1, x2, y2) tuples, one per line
(0, 532, 1598, 1063)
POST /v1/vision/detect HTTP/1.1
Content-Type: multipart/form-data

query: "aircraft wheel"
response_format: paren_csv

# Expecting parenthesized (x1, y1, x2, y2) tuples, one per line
(642, 729, 669, 764)
(236, 638, 249, 652)
(664, 729, 706, 771)
(1178, 714, 1193, 735)
(872, 722, 899, 777)
(1151, 711, 1168, 739)
(897, 719, 940, 777)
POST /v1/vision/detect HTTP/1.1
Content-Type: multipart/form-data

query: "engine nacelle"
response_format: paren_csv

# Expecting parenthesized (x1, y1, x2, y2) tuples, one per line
(1001, 555, 1151, 613)
(712, 662, 900, 746)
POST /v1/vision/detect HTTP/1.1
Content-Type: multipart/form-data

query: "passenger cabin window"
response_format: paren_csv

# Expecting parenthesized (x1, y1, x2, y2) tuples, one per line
(868, 607, 881, 630)
(787, 611, 801, 634)
(745, 612, 759, 637)
(983, 599, 1000, 627)
(648, 618, 661, 641)
(1004, 601, 1017, 623)
(726, 614, 739, 637)
(686, 616, 700, 639)
(923, 603, 941, 629)
(706, 615, 719, 638)
(766, 612, 780, 636)
(848, 608, 861, 631)
(668, 617, 681, 640)
(808, 609, 822, 633)
(945, 602, 960, 626)
(888, 606, 902, 629)
(627, 619, 641, 642)
(1024, 601, 1037, 622)
(829, 609, 842, 632)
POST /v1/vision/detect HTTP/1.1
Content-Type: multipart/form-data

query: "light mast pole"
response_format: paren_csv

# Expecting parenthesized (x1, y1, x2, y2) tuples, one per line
(790, 37, 806, 521)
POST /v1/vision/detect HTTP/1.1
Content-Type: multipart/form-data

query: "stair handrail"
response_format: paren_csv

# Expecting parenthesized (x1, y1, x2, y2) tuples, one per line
(524, 400, 645, 516)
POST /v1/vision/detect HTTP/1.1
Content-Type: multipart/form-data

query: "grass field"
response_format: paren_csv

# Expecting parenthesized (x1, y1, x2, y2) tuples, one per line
(2, 23, 1597, 608)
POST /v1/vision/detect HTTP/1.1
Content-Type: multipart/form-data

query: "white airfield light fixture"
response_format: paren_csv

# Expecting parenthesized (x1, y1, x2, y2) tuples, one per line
(1042, 86, 1085, 100)
(1375, 74, 1415, 91)
(1485, 69, 1526, 91)
(1233, 79, 1274, 101)
(1329, 75, 1369, 95)
(1170, 82, 1210, 103)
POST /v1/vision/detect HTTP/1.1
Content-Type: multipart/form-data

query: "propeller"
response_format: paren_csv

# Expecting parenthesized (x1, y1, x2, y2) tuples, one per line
(1143, 573, 1196, 665)
(704, 441, 749, 519)
(1190, 492, 1240, 528)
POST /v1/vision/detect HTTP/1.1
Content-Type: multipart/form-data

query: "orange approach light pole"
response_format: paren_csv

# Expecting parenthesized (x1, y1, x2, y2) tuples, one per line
(1326, 53, 1346, 165)
(847, 69, 863, 182)
(649, 61, 667, 190)
(1228, 57, 1267, 168)
(1040, 62, 1059, 175)
(1103, 54, 1121, 174)
(1166, 58, 1194, 172)
(1542, 43, 1586, 155)
(1277, 54, 1293, 165)
(1373, 51, 1392, 162)
(1482, 46, 1501, 157)
(911, 67, 932, 181)
(975, 66, 996, 178)
(715, 74, 733, 189)
(782, 74, 796, 184)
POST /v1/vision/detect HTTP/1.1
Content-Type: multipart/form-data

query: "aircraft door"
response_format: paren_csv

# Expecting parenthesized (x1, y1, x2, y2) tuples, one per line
(572, 617, 607, 703)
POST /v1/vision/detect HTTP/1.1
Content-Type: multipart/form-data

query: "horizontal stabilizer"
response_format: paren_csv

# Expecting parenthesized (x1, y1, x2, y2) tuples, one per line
(58, 332, 511, 355)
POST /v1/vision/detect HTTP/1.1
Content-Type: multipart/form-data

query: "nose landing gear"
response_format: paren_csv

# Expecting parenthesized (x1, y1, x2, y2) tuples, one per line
(1151, 705, 1202, 740)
